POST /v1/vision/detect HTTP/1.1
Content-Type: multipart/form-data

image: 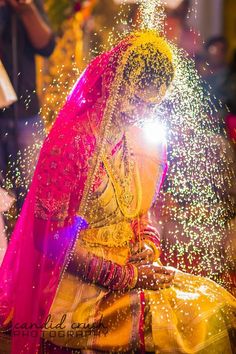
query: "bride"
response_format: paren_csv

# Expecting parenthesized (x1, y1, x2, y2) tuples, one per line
(0, 30, 235, 354)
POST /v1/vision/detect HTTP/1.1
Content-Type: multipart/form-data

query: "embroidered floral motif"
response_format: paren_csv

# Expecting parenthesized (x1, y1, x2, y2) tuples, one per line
(34, 119, 94, 222)
(80, 221, 134, 247)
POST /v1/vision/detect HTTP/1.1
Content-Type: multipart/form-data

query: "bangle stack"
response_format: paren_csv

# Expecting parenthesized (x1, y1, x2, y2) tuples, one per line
(77, 252, 138, 291)
(131, 218, 161, 261)
(141, 227, 160, 248)
(131, 220, 160, 246)
(132, 220, 161, 246)
(131, 217, 149, 238)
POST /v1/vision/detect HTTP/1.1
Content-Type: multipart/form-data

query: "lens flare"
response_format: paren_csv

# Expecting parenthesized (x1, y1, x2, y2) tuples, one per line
(143, 120, 167, 144)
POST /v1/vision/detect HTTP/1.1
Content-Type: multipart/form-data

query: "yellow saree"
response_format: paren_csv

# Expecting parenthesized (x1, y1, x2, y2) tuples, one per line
(42, 126, 236, 353)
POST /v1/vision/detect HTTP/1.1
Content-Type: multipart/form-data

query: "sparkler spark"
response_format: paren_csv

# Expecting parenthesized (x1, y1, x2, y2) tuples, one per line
(139, 0, 165, 32)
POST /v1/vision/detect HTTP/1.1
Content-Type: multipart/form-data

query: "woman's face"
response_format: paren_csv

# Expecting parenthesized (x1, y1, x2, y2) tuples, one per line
(118, 83, 167, 126)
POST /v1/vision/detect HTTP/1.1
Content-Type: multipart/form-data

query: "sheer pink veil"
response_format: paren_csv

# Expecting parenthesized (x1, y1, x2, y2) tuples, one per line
(0, 38, 131, 353)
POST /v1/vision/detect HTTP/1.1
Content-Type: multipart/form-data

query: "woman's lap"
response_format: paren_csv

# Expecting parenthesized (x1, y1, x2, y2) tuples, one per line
(42, 269, 236, 353)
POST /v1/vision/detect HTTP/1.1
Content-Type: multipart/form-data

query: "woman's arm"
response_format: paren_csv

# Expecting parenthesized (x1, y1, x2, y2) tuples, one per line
(66, 246, 139, 292)
(5, 0, 55, 55)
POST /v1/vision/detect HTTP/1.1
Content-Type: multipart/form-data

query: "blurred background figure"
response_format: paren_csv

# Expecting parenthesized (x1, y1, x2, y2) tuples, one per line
(164, 0, 201, 57)
(194, 53, 210, 77)
(0, 0, 55, 212)
(202, 36, 230, 133)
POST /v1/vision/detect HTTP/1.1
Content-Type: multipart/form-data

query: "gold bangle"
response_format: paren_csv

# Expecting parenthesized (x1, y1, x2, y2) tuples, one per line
(143, 239, 160, 262)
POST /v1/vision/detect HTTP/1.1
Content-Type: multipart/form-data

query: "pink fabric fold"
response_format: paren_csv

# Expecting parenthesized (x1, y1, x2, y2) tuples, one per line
(0, 38, 131, 353)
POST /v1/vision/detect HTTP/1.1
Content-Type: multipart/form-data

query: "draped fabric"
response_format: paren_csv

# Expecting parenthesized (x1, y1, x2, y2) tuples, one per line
(0, 36, 131, 353)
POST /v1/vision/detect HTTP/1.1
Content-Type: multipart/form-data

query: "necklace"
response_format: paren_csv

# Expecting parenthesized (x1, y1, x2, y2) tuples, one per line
(101, 132, 142, 219)
(104, 119, 124, 147)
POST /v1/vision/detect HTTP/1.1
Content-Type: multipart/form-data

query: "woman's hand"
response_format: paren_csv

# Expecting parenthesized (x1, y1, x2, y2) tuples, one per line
(128, 240, 156, 265)
(135, 263, 175, 290)
(128, 241, 175, 290)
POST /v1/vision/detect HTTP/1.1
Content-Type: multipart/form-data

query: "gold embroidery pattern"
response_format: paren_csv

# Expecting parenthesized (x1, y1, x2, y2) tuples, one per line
(101, 133, 142, 219)
(80, 221, 134, 247)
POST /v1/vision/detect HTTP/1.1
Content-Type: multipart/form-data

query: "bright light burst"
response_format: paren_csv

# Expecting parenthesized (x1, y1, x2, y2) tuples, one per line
(143, 120, 167, 145)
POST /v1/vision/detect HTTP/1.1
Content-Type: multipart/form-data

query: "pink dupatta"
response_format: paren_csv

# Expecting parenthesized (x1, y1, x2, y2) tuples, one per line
(0, 38, 131, 353)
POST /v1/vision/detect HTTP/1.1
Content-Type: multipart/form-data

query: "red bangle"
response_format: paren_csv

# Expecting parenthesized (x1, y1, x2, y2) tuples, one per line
(119, 266, 130, 290)
(97, 260, 109, 283)
(110, 265, 123, 290)
(87, 257, 98, 282)
(101, 260, 113, 285)
(123, 264, 133, 289)
(103, 262, 116, 287)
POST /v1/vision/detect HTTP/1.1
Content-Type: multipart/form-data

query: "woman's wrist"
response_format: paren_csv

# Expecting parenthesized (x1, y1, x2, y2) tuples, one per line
(131, 219, 160, 246)
(76, 252, 139, 291)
